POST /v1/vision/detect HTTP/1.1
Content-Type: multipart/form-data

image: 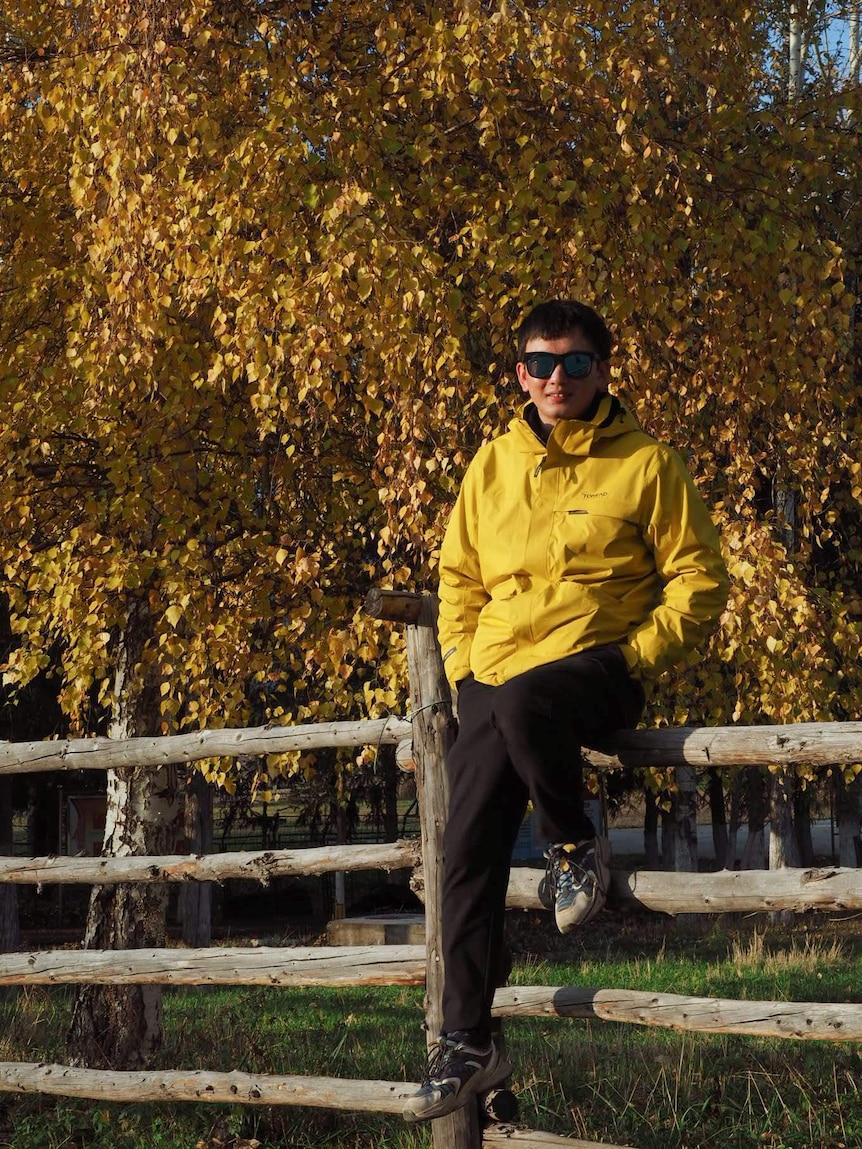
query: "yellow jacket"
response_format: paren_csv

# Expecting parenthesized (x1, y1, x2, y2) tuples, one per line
(437, 395, 728, 688)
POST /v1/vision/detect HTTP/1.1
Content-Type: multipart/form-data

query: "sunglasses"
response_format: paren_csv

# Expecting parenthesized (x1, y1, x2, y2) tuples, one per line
(522, 350, 600, 379)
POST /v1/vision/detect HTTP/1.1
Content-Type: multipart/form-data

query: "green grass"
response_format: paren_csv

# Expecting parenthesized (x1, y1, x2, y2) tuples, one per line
(2, 916, 862, 1148)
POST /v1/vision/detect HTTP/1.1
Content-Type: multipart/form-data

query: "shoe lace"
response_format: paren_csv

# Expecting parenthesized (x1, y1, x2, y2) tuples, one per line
(424, 1035, 456, 1082)
(545, 844, 599, 904)
(543, 846, 572, 895)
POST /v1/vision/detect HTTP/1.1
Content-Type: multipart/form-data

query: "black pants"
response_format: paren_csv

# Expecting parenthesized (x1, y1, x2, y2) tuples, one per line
(440, 643, 645, 1034)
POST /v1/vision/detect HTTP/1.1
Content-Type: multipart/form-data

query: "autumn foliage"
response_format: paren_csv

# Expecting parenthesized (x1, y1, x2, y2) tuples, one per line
(1, 0, 861, 777)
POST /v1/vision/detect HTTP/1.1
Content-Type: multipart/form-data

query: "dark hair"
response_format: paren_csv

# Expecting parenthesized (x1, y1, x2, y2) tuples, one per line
(516, 300, 612, 362)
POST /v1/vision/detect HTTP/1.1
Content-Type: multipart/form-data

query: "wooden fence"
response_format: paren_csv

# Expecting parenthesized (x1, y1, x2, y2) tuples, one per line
(1, 589, 862, 1149)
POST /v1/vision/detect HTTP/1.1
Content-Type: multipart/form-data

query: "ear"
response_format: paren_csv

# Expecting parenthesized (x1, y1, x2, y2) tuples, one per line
(515, 361, 530, 394)
(595, 359, 611, 392)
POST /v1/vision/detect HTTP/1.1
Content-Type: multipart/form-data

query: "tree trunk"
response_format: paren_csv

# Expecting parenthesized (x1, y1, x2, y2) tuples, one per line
(643, 786, 660, 869)
(381, 743, 400, 842)
(707, 768, 729, 869)
(180, 768, 213, 948)
(0, 777, 19, 951)
(380, 743, 410, 888)
(788, 4, 805, 100)
(727, 769, 743, 869)
(67, 599, 181, 1069)
(660, 804, 676, 870)
(836, 771, 862, 867)
(671, 766, 698, 872)
(768, 768, 798, 925)
(671, 765, 699, 933)
(768, 769, 799, 869)
(333, 806, 348, 919)
(793, 779, 815, 866)
(740, 767, 767, 870)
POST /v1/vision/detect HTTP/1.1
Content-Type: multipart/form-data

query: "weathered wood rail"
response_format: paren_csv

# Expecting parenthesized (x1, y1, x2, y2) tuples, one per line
(3, 848, 861, 916)
(4, 716, 854, 776)
(0, 716, 412, 775)
(0, 1065, 632, 1149)
(1, 587, 861, 1149)
(0, 945, 428, 988)
(0, 1063, 415, 1111)
(0, 841, 421, 885)
(3, 946, 862, 1043)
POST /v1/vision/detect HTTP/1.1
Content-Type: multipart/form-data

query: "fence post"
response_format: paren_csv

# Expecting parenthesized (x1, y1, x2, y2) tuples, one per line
(367, 589, 481, 1149)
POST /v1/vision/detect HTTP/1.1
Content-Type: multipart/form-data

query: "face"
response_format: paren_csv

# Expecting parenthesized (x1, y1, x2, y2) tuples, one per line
(515, 331, 609, 427)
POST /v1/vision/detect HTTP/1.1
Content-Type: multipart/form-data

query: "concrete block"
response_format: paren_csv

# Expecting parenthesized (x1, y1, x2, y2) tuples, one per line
(326, 913, 426, 946)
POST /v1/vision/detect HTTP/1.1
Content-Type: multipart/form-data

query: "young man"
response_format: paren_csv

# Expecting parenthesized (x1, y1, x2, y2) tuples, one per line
(402, 300, 728, 1123)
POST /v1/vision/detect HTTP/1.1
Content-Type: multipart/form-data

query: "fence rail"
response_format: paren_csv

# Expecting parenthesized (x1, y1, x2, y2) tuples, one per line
(584, 721, 862, 769)
(0, 944, 427, 987)
(0, 1063, 414, 1113)
(0, 841, 420, 884)
(0, 716, 412, 775)
(4, 945, 861, 1042)
(0, 1066, 636, 1148)
(2, 717, 860, 777)
(4, 846, 861, 916)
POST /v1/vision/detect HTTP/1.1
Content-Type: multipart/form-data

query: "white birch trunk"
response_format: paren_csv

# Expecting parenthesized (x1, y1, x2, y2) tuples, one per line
(788, 3, 806, 100)
(67, 598, 181, 1069)
(850, 0, 860, 85)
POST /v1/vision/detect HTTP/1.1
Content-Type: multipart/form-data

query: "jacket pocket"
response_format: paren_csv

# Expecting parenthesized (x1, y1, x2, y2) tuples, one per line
(557, 509, 643, 567)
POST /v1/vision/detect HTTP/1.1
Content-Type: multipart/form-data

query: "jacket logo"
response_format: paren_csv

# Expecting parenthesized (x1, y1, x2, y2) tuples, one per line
(576, 492, 608, 500)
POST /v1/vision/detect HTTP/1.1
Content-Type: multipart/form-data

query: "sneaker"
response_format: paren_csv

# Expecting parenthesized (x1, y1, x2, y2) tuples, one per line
(402, 1030, 511, 1123)
(539, 836, 611, 933)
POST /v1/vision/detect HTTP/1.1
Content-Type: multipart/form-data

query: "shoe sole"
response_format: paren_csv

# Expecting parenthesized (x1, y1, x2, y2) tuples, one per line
(401, 1056, 513, 1124)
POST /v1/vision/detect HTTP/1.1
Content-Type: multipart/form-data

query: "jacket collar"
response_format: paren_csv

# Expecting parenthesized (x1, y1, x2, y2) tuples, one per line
(512, 394, 636, 456)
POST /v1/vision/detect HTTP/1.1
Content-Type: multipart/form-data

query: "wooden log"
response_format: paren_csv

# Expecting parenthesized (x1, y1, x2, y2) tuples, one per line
(364, 588, 424, 624)
(404, 594, 455, 1015)
(505, 865, 862, 915)
(0, 1063, 634, 1148)
(0, 1062, 415, 1112)
(484, 1129, 634, 1149)
(9, 849, 856, 913)
(404, 594, 480, 1149)
(0, 945, 427, 987)
(583, 721, 862, 770)
(0, 840, 422, 885)
(492, 985, 862, 1041)
(405, 595, 456, 1035)
(4, 718, 862, 778)
(0, 716, 412, 776)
